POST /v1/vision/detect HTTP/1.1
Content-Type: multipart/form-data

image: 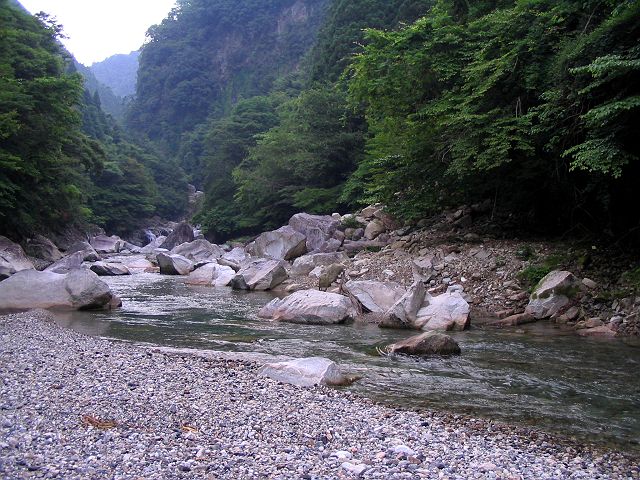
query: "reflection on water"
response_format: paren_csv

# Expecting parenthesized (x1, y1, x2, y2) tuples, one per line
(55, 274, 640, 450)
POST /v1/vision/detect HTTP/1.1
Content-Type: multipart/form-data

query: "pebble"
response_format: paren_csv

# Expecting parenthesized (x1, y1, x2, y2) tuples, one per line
(0, 310, 637, 480)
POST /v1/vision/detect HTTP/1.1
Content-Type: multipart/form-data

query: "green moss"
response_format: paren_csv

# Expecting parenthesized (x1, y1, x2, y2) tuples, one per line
(518, 265, 552, 292)
(341, 216, 365, 229)
(517, 254, 566, 292)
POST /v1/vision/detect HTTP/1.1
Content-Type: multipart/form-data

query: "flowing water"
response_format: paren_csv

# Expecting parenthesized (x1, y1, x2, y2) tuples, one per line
(54, 274, 640, 451)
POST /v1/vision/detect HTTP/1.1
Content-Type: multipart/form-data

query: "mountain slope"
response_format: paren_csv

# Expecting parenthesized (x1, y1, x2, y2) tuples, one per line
(90, 51, 139, 98)
(126, 0, 330, 154)
(74, 61, 125, 120)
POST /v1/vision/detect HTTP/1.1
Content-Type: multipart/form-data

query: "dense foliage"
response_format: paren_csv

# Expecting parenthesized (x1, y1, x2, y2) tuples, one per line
(3, 0, 637, 244)
(0, 1, 187, 239)
(126, 0, 329, 155)
(143, 0, 432, 240)
(347, 0, 639, 235)
(1, 3, 95, 236)
(306, 0, 432, 83)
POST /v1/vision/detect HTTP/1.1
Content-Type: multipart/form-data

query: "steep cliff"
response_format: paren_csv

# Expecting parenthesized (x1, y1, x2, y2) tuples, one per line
(126, 0, 329, 154)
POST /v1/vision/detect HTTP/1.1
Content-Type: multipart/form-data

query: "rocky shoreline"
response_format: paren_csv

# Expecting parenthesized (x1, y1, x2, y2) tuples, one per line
(1, 310, 638, 479)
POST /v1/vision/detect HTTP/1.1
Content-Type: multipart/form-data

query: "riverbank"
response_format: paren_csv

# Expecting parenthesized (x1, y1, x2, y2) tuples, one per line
(1, 311, 637, 479)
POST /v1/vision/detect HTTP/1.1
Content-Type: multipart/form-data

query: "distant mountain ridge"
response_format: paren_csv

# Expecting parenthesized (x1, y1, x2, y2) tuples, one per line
(90, 51, 139, 98)
(74, 61, 125, 121)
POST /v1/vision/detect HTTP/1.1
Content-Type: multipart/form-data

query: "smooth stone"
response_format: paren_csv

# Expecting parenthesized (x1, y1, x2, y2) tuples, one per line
(258, 357, 352, 387)
(258, 289, 356, 324)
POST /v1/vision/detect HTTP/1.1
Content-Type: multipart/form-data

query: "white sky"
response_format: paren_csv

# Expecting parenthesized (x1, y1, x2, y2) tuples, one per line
(18, 0, 177, 65)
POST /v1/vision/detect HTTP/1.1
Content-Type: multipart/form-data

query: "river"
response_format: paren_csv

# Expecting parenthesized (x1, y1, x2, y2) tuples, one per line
(53, 273, 640, 452)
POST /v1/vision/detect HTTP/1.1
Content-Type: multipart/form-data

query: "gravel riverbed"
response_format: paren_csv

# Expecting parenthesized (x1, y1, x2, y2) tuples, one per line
(1, 310, 638, 479)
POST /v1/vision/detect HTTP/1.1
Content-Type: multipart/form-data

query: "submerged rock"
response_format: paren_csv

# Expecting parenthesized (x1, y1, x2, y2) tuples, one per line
(258, 357, 353, 387)
(258, 289, 356, 324)
(0, 269, 117, 310)
(385, 331, 461, 356)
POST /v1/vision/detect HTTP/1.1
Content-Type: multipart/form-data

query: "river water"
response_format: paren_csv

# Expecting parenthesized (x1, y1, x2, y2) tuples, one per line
(54, 273, 640, 451)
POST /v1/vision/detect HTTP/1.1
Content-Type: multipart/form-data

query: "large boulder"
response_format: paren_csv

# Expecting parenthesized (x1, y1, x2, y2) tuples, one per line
(121, 241, 142, 253)
(157, 253, 194, 275)
(258, 289, 356, 325)
(231, 259, 287, 291)
(247, 226, 307, 261)
(185, 263, 235, 287)
(0, 269, 117, 310)
(218, 247, 250, 271)
(117, 255, 155, 273)
(289, 213, 341, 253)
(159, 223, 195, 250)
(343, 280, 406, 313)
(66, 241, 100, 262)
(171, 239, 224, 264)
(0, 236, 34, 280)
(44, 251, 86, 274)
(364, 219, 386, 240)
(258, 357, 352, 387)
(385, 331, 461, 356)
(380, 281, 426, 329)
(90, 235, 123, 254)
(415, 291, 470, 331)
(90, 262, 131, 276)
(525, 270, 581, 319)
(24, 235, 63, 262)
(291, 252, 349, 277)
(140, 236, 167, 254)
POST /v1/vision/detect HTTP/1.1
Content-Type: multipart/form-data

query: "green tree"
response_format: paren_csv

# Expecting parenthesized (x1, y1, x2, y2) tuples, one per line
(0, 2, 101, 236)
(233, 86, 364, 231)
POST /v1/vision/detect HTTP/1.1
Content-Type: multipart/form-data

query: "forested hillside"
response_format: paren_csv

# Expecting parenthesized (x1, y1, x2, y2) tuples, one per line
(90, 51, 139, 98)
(2, 0, 638, 245)
(73, 61, 126, 120)
(347, 0, 640, 237)
(0, 0, 187, 239)
(126, 0, 331, 155)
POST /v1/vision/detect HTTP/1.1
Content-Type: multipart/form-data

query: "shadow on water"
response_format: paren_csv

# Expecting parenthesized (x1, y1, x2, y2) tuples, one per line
(54, 274, 640, 452)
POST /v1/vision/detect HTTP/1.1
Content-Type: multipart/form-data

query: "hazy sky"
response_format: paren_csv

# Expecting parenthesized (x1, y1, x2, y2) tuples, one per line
(19, 0, 177, 65)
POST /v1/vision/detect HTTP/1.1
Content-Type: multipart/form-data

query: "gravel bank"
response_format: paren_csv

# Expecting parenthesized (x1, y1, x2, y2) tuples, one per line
(1, 311, 637, 479)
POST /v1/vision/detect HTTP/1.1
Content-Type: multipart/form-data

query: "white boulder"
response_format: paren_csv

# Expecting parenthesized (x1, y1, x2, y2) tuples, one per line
(258, 357, 351, 387)
(0, 269, 117, 310)
(258, 289, 356, 324)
